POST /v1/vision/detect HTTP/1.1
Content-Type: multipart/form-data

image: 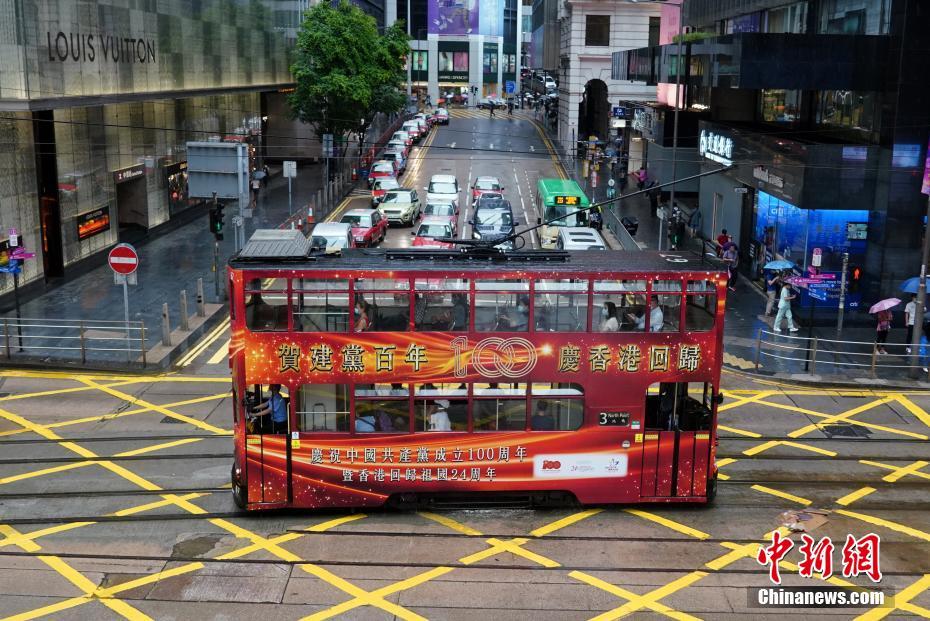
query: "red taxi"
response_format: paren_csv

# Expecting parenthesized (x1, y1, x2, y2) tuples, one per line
(411, 216, 455, 249)
(340, 209, 388, 247)
(371, 177, 401, 206)
(368, 160, 397, 187)
(472, 176, 504, 200)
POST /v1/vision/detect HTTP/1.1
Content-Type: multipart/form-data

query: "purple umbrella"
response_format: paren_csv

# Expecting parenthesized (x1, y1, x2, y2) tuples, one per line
(869, 298, 901, 314)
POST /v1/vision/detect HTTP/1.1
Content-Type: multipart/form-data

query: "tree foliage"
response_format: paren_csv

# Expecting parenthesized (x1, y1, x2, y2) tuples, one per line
(289, 1, 409, 145)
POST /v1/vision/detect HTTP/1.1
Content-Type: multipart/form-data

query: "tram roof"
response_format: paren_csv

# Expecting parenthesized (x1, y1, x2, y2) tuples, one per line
(230, 233, 724, 274)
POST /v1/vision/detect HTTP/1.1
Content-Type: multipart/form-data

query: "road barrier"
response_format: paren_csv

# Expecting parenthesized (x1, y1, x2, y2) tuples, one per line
(0, 317, 146, 366)
(755, 328, 930, 380)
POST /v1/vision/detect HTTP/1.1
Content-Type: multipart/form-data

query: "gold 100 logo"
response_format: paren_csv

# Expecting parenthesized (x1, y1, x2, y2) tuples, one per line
(450, 336, 538, 379)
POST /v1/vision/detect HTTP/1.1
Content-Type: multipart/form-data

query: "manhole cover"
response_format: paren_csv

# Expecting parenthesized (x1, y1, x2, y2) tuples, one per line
(821, 423, 871, 438)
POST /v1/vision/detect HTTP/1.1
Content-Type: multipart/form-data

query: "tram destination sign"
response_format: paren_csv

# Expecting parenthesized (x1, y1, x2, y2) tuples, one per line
(598, 412, 630, 426)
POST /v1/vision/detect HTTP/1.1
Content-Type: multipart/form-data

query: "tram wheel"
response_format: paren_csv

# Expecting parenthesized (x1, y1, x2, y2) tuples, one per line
(231, 462, 247, 510)
(706, 473, 718, 504)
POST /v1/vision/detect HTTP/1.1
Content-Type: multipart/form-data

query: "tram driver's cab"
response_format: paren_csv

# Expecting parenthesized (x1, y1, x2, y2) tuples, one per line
(645, 382, 714, 431)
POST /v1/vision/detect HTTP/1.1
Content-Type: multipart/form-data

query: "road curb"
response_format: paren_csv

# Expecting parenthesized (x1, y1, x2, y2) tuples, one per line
(723, 363, 930, 391)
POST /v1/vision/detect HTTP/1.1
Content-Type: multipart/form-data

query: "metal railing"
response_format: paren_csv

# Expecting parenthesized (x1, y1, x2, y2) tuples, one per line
(755, 328, 930, 380)
(0, 317, 147, 366)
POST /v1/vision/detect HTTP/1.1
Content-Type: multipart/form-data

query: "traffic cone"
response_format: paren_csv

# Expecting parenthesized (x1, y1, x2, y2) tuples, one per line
(352, 167, 358, 181)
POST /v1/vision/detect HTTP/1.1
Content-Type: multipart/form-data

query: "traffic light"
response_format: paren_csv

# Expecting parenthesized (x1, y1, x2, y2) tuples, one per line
(849, 265, 861, 293)
(209, 203, 224, 240)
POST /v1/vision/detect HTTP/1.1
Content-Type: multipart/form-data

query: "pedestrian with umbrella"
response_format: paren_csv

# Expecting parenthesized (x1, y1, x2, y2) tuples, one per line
(773, 278, 799, 333)
(764, 260, 795, 317)
(869, 298, 900, 355)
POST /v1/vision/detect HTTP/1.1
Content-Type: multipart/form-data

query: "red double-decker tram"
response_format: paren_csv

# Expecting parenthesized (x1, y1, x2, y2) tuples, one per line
(228, 230, 727, 510)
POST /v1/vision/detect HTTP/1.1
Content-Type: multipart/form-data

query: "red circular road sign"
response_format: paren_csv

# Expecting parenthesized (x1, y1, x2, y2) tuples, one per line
(108, 243, 139, 275)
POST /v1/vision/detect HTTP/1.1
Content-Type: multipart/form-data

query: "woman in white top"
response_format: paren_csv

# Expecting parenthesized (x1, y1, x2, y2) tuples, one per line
(599, 301, 620, 332)
(428, 400, 452, 431)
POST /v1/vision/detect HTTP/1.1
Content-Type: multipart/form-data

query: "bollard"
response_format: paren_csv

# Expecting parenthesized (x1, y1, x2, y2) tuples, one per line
(140, 322, 147, 367)
(197, 278, 206, 317)
(809, 337, 818, 374)
(161, 303, 171, 346)
(754, 328, 762, 371)
(3, 318, 9, 359)
(79, 322, 86, 364)
(870, 346, 877, 378)
(316, 190, 323, 218)
(180, 290, 190, 331)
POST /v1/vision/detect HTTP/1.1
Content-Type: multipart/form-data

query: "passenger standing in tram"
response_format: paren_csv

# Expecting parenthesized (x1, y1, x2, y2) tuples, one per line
(355, 298, 373, 331)
(428, 400, 452, 431)
(599, 301, 620, 332)
(252, 384, 288, 434)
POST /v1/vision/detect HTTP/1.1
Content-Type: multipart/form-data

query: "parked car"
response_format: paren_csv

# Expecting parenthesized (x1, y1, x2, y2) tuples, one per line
(387, 139, 409, 158)
(378, 188, 421, 225)
(340, 208, 388, 247)
(422, 201, 458, 236)
(392, 130, 412, 148)
(433, 108, 450, 124)
(402, 121, 422, 142)
(413, 113, 433, 130)
(411, 216, 455, 249)
(556, 226, 607, 250)
(310, 222, 356, 252)
(425, 174, 460, 207)
(381, 149, 406, 174)
(472, 176, 504, 201)
(367, 160, 397, 187)
(371, 177, 400, 206)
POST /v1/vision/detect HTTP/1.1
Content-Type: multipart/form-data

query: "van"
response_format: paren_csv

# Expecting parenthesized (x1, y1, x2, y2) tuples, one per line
(555, 227, 606, 250)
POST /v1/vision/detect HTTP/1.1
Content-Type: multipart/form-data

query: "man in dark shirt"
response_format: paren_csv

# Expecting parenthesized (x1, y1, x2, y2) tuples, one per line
(531, 401, 556, 430)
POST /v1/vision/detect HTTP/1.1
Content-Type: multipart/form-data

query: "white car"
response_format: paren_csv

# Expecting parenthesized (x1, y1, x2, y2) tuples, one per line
(425, 174, 459, 208)
(555, 227, 606, 250)
(309, 222, 355, 252)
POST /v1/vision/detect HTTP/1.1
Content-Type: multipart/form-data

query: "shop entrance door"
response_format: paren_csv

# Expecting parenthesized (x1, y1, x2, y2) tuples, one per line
(33, 110, 63, 279)
(116, 177, 148, 244)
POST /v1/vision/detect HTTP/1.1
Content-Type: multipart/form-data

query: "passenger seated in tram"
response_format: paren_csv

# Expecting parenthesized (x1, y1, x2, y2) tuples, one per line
(598, 301, 620, 332)
(496, 295, 530, 330)
(531, 401, 556, 430)
(427, 400, 452, 431)
(626, 297, 664, 332)
(354, 298, 373, 331)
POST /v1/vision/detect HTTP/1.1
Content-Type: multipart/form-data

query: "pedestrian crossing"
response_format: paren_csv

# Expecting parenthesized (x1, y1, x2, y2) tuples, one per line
(449, 108, 537, 120)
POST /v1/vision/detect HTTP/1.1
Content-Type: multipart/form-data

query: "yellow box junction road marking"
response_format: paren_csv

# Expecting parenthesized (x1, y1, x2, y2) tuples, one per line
(569, 569, 706, 621)
(750, 484, 811, 506)
(714, 457, 737, 481)
(623, 509, 711, 540)
(835, 487, 877, 506)
(860, 459, 930, 482)
(78, 378, 229, 435)
(855, 574, 930, 621)
(742, 439, 837, 457)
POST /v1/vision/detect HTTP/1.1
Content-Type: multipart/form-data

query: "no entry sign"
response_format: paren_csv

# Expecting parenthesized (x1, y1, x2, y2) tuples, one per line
(108, 243, 139, 275)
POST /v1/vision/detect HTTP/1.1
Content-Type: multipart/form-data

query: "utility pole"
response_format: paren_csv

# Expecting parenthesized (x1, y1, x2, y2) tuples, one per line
(909, 195, 930, 378)
(667, 4, 684, 253)
(406, 0, 412, 102)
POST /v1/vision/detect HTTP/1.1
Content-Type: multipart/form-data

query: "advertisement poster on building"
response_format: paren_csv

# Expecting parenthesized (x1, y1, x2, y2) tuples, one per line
(429, 0, 478, 35)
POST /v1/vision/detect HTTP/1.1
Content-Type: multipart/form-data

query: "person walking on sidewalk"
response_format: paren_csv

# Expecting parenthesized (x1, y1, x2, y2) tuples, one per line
(874, 309, 892, 355)
(905, 294, 917, 353)
(764, 270, 782, 316)
(773, 282, 799, 333)
(722, 244, 739, 291)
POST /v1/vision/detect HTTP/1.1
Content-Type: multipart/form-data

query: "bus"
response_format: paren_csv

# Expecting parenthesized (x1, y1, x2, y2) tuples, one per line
(535, 178, 591, 249)
(228, 230, 726, 510)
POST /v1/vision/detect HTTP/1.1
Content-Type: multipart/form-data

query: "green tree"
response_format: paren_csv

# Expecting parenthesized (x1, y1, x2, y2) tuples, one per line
(289, 1, 408, 172)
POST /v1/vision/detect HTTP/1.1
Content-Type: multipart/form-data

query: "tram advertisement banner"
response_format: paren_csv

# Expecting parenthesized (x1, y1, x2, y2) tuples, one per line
(241, 332, 716, 384)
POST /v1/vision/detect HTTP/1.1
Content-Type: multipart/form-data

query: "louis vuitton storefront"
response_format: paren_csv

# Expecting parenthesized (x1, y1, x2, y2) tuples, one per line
(0, 0, 291, 289)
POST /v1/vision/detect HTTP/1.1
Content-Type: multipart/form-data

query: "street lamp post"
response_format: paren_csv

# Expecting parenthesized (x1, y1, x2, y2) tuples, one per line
(406, 0, 412, 102)
(628, 0, 682, 252)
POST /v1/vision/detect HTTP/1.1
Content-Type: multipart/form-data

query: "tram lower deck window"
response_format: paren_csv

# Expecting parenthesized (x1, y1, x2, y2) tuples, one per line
(645, 382, 712, 431)
(296, 384, 350, 432)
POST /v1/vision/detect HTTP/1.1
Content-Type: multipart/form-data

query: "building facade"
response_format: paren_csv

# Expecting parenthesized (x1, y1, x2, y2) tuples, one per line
(614, 0, 930, 303)
(556, 0, 661, 163)
(0, 0, 292, 291)
(392, 0, 523, 104)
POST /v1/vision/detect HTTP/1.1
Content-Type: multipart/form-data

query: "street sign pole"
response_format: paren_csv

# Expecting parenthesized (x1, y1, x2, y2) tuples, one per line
(12, 272, 21, 351)
(288, 175, 293, 216)
(122, 276, 130, 362)
(108, 243, 139, 362)
(213, 239, 221, 301)
(837, 252, 849, 335)
(909, 195, 930, 378)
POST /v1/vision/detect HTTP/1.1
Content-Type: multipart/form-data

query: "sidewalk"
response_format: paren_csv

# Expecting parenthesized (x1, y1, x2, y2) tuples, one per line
(0, 114, 397, 368)
(537, 118, 930, 390)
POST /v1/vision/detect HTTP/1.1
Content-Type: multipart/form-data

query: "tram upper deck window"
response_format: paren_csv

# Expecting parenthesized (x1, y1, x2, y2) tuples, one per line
(652, 280, 682, 332)
(475, 279, 530, 332)
(685, 280, 717, 331)
(291, 279, 349, 332)
(245, 278, 289, 332)
(594, 279, 646, 332)
(535, 279, 588, 332)
(413, 279, 470, 331)
(355, 278, 410, 331)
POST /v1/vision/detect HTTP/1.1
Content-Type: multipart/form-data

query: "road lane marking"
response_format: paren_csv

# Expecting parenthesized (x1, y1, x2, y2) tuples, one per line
(860, 459, 930, 481)
(835, 509, 930, 542)
(751, 484, 811, 506)
(207, 338, 230, 365)
(835, 487, 876, 506)
(623, 509, 710, 540)
(529, 508, 603, 537)
(570, 569, 706, 621)
(717, 424, 762, 438)
(176, 318, 230, 367)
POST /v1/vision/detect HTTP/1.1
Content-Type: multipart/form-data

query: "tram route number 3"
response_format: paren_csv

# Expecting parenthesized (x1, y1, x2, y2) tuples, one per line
(598, 412, 630, 426)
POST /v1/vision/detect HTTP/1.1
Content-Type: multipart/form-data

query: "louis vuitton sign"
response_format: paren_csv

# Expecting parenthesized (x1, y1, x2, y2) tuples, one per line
(46, 31, 157, 64)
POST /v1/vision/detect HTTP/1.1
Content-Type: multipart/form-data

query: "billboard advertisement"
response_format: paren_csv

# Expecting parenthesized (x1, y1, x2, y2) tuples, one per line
(429, 0, 478, 34)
